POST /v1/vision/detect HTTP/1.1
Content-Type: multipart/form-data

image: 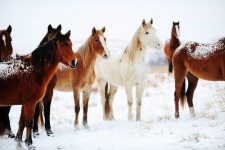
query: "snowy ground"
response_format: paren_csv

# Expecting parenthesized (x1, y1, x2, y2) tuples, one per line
(0, 0, 225, 150)
(1, 72, 225, 150)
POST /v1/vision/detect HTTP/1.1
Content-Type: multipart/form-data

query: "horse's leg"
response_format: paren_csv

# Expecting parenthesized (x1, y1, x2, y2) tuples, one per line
(43, 100, 53, 135)
(125, 84, 133, 121)
(15, 106, 25, 147)
(43, 76, 56, 135)
(136, 82, 146, 121)
(33, 103, 40, 137)
(186, 72, 199, 118)
(173, 64, 187, 118)
(96, 78, 108, 120)
(82, 90, 91, 128)
(2, 106, 15, 138)
(73, 89, 80, 130)
(108, 84, 118, 120)
(23, 102, 37, 149)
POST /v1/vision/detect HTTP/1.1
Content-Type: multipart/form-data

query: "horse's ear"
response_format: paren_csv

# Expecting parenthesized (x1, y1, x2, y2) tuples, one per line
(150, 18, 153, 25)
(57, 24, 62, 31)
(178, 21, 180, 24)
(101, 26, 106, 33)
(142, 19, 146, 26)
(65, 30, 71, 38)
(92, 27, 96, 36)
(7, 25, 12, 34)
(48, 24, 53, 33)
(173, 21, 175, 25)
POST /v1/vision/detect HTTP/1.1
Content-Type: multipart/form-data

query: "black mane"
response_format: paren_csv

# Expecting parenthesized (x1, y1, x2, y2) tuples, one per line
(32, 38, 56, 70)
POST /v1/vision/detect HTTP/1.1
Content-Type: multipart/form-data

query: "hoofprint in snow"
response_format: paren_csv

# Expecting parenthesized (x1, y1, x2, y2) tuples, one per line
(0, 72, 224, 150)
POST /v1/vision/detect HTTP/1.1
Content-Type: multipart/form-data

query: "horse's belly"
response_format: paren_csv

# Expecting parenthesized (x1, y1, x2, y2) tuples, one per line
(188, 62, 225, 81)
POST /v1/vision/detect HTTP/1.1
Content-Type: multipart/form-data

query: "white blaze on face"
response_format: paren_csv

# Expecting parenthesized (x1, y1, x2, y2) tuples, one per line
(99, 35, 109, 56)
(175, 25, 180, 38)
(2, 35, 6, 46)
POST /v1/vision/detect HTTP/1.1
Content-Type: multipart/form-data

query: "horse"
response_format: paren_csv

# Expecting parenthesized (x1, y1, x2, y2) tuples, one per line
(172, 37, 225, 118)
(0, 24, 62, 139)
(0, 25, 15, 138)
(0, 30, 78, 149)
(0, 25, 13, 62)
(33, 26, 109, 134)
(95, 19, 163, 121)
(164, 22, 181, 73)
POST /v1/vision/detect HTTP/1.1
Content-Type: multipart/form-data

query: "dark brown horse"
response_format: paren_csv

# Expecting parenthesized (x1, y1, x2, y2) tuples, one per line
(0, 24, 62, 139)
(0, 25, 13, 62)
(164, 22, 181, 73)
(0, 30, 78, 149)
(34, 27, 109, 135)
(173, 37, 225, 118)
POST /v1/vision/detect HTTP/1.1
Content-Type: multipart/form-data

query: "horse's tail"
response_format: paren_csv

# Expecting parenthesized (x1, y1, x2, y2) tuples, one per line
(180, 79, 186, 109)
(169, 61, 173, 73)
(105, 83, 110, 117)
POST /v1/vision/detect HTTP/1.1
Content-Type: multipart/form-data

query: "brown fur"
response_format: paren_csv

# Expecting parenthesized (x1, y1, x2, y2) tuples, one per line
(0, 25, 13, 62)
(164, 22, 181, 73)
(172, 37, 225, 118)
(0, 31, 77, 146)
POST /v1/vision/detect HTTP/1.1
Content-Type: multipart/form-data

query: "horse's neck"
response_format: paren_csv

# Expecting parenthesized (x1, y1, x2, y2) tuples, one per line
(170, 36, 180, 48)
(126, 45, 147, 64)
(36, 61, 58, 85)
(78, 47, 97, 69)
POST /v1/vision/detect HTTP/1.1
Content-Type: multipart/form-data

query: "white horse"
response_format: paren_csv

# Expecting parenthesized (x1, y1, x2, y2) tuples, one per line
(95, 19, 163, 121)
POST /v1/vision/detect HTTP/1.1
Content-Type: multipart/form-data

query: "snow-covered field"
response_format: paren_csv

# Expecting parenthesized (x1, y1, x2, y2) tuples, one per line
(0, 0, 225, 150)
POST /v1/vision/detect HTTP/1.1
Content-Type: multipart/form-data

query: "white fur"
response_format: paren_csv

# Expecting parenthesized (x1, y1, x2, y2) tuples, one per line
(100, 36, 110, 57)
(2, 35, 6, 46)
(175, 25, 180, 38)
(95, 20, 163, 121)
(189, 107, 196, 118)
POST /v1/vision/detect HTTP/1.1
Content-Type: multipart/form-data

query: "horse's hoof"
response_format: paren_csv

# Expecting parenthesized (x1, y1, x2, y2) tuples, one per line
(15, 140, 25, 150)
(83, 124, 90, 129)
(128, 116, 134, 121)
(74, 125, 80, 131)
(46, 129, 54, 136)
(175, 112, 179, 118)
(33, 131, 39, 138)
(27, 144, 36, 150)
(4, 129, 15, 138)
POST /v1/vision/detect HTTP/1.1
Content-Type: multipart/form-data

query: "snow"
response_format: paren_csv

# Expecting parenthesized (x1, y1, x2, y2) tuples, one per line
(0, 0, 225, 150)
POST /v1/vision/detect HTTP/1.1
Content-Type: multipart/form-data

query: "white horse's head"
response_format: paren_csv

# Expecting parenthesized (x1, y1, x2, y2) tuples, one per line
(139, 19, 163, 50)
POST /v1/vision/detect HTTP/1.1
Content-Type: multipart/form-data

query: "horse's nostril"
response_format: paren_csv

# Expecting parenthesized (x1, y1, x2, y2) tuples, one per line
(71, 60, 75, 65)
(104, 54, 108, 58)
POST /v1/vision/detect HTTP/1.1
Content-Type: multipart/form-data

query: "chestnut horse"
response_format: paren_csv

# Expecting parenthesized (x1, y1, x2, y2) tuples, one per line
(34, 27, 109, 134)
(95, 19, 163, 121)
(0, 30, 78, 149)
(164, 22, 181, 73)
(0, 24, 62, 139)
(173, 37, 225, 118)
(0, 25, 13, 62)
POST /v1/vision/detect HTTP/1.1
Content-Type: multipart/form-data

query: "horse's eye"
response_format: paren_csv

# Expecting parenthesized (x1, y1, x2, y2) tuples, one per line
(146, 32, 149, 34)
(60, 44, 63, 47)
(95, 40, 99, 43)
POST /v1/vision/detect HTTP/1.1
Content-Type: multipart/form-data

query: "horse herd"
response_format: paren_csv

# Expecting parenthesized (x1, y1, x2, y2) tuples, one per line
(0, 19, 224, 149)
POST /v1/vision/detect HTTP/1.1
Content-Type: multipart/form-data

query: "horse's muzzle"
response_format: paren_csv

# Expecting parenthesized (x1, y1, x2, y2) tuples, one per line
(103, 53, 109, 59)
(71, 60, 78, 68)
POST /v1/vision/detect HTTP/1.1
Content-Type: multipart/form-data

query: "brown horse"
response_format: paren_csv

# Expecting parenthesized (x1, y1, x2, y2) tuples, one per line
(0, 30, 78, 149)
(173, 37, 225, 118)
(164, 22, 181, 73)
(0, 25, 13, 62)
(0, 24, 62, 139)
(34, 27, 109, 135)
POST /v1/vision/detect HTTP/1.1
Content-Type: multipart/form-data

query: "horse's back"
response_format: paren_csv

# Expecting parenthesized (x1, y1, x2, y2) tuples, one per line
(173, 41, 225, 81)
